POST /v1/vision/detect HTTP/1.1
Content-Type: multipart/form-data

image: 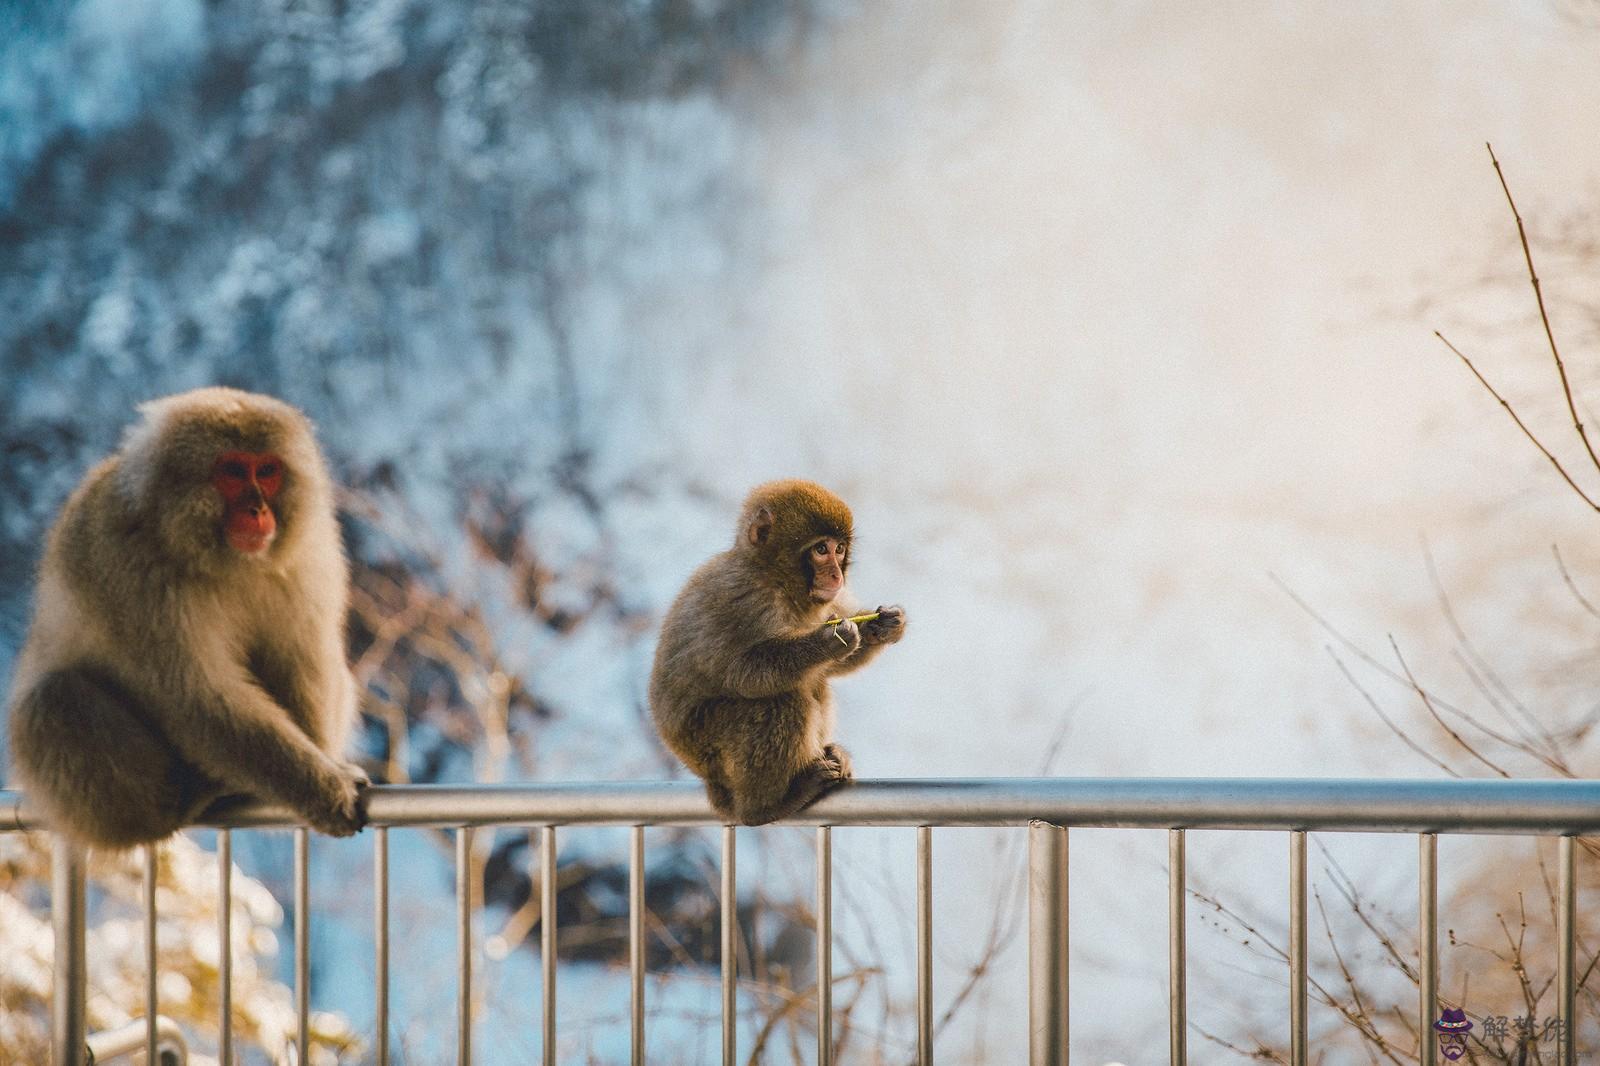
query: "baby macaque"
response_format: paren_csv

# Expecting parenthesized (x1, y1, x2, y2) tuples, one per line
(650, 480, 907, 824)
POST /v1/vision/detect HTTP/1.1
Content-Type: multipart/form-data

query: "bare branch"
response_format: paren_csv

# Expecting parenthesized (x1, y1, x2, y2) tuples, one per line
(1488, 142, 1600, 482)
(1389, 635, 1511, 777)
(1434, 330, 1600, 512)
(1314, 889, 1408, 1065)
(1551, 543, 1600, 621)
(1327, 647, 1462, 777)
(1191, 1022, 1291, 1063)
(1422, 543, 1563, 765)
(1315, 842, 1419, 983)
(1275, 572, 1569, 775)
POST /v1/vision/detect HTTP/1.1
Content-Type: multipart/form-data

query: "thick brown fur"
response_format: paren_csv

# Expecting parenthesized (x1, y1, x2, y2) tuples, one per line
(6, 387, 367, 848)
(649, 479, 907, 825)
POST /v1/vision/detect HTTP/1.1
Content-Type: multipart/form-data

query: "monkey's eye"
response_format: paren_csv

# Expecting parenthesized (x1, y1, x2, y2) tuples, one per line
(813, 543, 830, 557)
(257, 463, 279, 479)
(219, 461, 248, 479)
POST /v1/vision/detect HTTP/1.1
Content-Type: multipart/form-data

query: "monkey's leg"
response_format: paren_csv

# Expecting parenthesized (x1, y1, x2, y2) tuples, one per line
(10, 669, 218, 849)
(734, 758, 850, 826)
(703, 775, 737, 820)
(667, 702, 738, 819)
(728, 695, 853, 825)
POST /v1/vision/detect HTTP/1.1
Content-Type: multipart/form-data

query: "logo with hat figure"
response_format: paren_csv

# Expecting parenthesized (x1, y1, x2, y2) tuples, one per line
(1434, 1007, 1472, 1060)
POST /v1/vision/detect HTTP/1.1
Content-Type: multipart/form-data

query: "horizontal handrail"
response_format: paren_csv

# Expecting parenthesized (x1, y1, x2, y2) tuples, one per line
(5, 777, 1600, 833)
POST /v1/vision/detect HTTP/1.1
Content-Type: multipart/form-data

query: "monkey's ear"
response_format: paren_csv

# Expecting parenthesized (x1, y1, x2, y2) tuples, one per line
(747, 506, 774, 547)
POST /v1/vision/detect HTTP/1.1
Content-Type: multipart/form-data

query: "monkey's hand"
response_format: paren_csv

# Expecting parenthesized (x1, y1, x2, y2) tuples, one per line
(302, 763, 368, 838)
(823, 617, 863, 657)
(340, 760, 373, 789)
(859, 605, 906, 646)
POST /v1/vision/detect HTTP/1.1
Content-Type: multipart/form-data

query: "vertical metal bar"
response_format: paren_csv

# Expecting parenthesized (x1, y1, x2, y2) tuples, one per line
(1168, 829, 1186, 1066)
(630, 825, 645, 1066)
(1028, 821, 1068, 1066)
(1558, 835, 1576, 1066)
(917, 826, 933, 1065)
(145, 843, 158, 1066)
(375, 827, 389, 1066)
(1289, 831, 1307, 1066)
(816, 826, 832, 1066)
(457, 827, 472, 1066)
(51, 836, 88, 1066)
(1418, 834, 1437, 1066)
(219, 830, 233, 1066)
(295, 827, 309, 1066)
(721, 825, 737, 1066)
(542, 825, 557, 1066)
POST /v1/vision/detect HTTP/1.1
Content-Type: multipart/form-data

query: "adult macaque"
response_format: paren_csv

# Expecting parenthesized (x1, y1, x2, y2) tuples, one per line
(7, 388, 368, 848)
(650, 480, 907, 825)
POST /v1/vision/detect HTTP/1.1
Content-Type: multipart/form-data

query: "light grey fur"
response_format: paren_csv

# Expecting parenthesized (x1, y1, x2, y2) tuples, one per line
(6, 387, 366, 848)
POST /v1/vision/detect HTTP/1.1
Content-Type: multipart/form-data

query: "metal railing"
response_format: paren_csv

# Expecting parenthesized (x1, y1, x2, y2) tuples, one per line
(4, 776, 1597, 1065)
(85, 1016, 188, 1066)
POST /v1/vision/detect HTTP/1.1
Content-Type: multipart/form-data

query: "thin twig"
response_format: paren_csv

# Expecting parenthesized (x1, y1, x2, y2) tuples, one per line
(1190, 887, 1291, 963)
(1389, 635, 1511, 777)
(1191, 1023, 1290, 1063)
(1315, 842, 1418, 983)
(1487, 142, 1600, 483)
(1434, 331, 1600, 512)
(1327, 648, 1461, 777)
(1314, 889, 1407, 1065)
(1551, 543, 1600, 621)
(744, 968, 873, 1066)
(1496, 895, 1541, 1025)
(1276, 572, 1567, 775)
(1448, 651, 1568, 774)
(1422, 543, 1561, 764)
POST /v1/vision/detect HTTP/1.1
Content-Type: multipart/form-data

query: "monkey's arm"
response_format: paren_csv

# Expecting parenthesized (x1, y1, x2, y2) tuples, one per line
(250, 634, 356, 755)
(149, 643, 364, 834)
(724, 625, 860, 698)
(826, 644, 886, 677)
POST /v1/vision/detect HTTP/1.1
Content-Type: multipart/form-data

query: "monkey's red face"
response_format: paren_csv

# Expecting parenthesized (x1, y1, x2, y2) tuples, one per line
(806, 537, 847, 603)
(212, 452, 284, 555)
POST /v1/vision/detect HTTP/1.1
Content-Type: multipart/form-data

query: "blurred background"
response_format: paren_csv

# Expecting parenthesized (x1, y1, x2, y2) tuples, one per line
(5, 0, 1600, 1062)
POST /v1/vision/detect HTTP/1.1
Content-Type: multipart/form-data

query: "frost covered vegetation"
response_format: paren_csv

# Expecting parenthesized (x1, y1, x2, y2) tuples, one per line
(0, 835, 357, 1064)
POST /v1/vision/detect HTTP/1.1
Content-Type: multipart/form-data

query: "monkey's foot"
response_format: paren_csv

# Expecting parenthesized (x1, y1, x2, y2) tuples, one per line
(820, 743, 854, 781)
(805, 770, 852, 812)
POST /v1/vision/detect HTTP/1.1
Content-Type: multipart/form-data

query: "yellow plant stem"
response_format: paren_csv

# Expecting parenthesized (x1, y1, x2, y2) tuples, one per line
(823, 612, 880, 627)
